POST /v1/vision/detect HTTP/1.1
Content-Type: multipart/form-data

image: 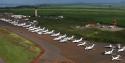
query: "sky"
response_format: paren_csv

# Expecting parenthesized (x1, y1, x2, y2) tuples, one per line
(0, 0, 125, 5)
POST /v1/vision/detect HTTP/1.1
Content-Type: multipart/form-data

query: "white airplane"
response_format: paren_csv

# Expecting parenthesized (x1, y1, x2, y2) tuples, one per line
(59, 35, 74, 42)
(21, 23, 26, 26)
(112, 55, 122, 61)
(14, 22, 18, 25)
(51, 32, 60, 37)
(85, 44, 95, 50)
(37, 31, 43, 35)
(117, 44, 121, 49)
(59, 34, 67, 38)
(10, 21, 16, 25)
(23, 24, 31, 28)
(53, 34, 66, 40)
(44, 30, 54, 34)
(59, 38, 68, 42)
(17, 23, 26, 27)
(67, 36, 74, 40)
(104, 48, 114, 55)
(118, 46, 125, 52)
(26, 26, 34, 30)
(36, 26, 41, 29)
(14, 22, 19, 26)
(31, 26, 41, 32)
(32, 28, 41, 32)
(42, 29, 49, 33)
(104, 44, 113, 48)
(32, 27, 38, 30)
(41, 27, 45, 31)
(77, 41, 87, 46)
(13, 22, 18, 26)
(72, 38, 83, 43)
(28, 27, 37, 31)
(53, 36, 62, 40)
(35, 27, 45, 32)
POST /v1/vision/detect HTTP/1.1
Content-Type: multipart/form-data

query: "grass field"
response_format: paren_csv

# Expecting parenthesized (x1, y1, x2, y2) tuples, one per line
(0, 7, 125, 44)
(0, 28, 40, 63)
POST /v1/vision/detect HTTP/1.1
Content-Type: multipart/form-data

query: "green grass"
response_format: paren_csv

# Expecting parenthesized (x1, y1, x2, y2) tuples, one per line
(0, 28, 40, 63)
(0, 7, 125, 44)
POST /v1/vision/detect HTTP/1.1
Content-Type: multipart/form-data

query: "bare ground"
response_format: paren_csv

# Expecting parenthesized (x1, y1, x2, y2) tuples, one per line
(0, 58, 4, 63)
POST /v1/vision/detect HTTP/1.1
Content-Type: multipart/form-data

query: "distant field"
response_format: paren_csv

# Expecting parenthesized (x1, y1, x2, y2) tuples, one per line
(0, 7, 125, 44)
(0, 28, 40, 63)
(0, 8, 125, 26)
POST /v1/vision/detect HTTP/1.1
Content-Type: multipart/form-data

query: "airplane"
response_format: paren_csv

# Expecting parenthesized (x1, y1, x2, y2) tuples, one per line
(44, 30, 55, 34)
(117, 44, 121, 49)
(53, 34, 67, 40)
(72, 37, 83, 43)
(77, 41, 87, 46)
(51, 32, 60, 37)
(42, 29, 49, 33)
(104, 48, 114, 55)
(85, 44, 95, 50)
(37, 31, 43, 35)
(104, 44, 113, 48)
(59, 38, 68, 42)
(118, 46, 125, 52)
(112, 55, 122, 61)
(67, 36, 74, 40)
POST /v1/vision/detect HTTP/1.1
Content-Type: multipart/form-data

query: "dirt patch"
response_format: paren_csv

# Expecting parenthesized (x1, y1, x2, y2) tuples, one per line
(0, 58, 4, 63)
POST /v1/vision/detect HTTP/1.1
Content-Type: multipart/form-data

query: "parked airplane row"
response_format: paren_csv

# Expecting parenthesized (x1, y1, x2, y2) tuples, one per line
(104, 44, 125, 61)
(0, 16, 125, 61)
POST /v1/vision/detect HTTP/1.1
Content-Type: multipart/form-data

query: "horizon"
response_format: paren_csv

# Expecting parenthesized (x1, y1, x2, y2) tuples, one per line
(1, 0, 125, 7)
(1, 0, 125, 4)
